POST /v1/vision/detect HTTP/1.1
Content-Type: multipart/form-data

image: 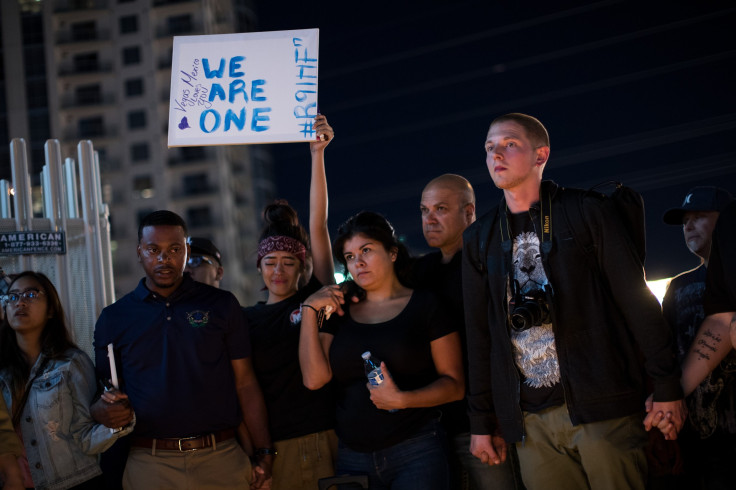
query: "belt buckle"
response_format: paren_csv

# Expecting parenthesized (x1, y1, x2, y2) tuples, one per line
(177, 435, 201, 452)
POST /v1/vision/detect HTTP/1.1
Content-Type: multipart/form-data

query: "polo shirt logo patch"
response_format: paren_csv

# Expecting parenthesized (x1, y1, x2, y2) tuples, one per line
(186, 310, 210, 328)
(289, 308, 302, 326)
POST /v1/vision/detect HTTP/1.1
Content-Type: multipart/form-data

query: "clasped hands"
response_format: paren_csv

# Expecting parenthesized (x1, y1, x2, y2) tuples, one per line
(643, 395, 687, 441)
(90, 386, 135, 428)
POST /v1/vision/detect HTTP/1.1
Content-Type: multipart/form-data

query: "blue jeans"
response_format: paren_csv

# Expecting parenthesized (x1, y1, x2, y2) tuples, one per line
(336, 419, 450, 490)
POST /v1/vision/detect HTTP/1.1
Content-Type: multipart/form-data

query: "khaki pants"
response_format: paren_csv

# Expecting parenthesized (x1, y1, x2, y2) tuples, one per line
(123, 438, 251, 490)
(516, 404, 648, 490)
(272, 429, 338, 490)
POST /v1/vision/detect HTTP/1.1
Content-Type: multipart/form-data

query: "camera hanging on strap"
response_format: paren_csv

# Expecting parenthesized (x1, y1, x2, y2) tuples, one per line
(500, 186, 555, 332)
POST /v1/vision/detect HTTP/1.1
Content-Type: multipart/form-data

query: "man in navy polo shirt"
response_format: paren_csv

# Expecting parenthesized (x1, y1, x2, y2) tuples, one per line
(92, 210, 272, 489)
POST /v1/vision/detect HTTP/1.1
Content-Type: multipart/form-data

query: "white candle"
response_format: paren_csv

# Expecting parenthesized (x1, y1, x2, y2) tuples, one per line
(107, 343, 119, 389)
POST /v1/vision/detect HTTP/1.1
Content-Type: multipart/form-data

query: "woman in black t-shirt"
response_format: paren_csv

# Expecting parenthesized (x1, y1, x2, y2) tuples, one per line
(243, 115, 338, 490)
(299, 212, 464, 490)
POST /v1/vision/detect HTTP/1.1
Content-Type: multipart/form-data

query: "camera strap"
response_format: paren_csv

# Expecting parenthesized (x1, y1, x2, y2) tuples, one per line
(499, 186, 553, 262)
(499, 186, 553, 302)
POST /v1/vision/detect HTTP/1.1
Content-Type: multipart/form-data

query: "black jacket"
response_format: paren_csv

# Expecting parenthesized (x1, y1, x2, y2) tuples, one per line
(462, 181, 682, 443)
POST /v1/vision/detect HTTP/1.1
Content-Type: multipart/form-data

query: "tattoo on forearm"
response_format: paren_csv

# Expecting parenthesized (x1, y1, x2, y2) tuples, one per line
(697, 339, 717, 352)
(695, 348, 711, 361)
(695, 329, 723, 360)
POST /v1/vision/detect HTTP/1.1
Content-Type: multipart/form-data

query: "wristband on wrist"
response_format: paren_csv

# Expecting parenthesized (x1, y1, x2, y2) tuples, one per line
(300, 303, 326, 329)
(301, 303, 320, 315)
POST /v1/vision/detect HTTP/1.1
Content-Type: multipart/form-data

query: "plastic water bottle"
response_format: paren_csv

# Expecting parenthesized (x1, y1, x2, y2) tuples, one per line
(362, 351, 385, 386)
(362, 351, 398, 412)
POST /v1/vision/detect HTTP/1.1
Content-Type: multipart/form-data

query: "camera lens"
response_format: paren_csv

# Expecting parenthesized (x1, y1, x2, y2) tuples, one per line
(510, 309, 534, 332)
(510, 296, 550, 332)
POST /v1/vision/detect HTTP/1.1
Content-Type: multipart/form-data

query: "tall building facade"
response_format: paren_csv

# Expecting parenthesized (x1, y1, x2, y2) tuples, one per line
(1, 0, 276, 304)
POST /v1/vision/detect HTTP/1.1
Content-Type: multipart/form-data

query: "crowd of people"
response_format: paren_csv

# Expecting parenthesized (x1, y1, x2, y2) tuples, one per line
(0, 113, 734, 490)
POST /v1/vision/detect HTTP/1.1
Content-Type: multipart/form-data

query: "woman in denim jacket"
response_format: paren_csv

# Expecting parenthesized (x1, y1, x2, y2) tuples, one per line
(0, 271, 133, 490)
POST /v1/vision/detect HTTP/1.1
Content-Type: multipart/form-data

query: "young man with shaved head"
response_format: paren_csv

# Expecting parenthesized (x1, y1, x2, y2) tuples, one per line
(414, 174, 519, 489)
(462, 113, 685, 490)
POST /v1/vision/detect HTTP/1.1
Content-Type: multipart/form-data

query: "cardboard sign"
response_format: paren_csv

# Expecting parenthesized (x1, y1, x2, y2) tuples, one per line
(168, 29, 319, 147)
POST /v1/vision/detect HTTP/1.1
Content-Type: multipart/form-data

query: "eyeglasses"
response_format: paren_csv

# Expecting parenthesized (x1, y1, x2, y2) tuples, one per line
(2, 289, 45, 306)
(187, 256, 216, 268)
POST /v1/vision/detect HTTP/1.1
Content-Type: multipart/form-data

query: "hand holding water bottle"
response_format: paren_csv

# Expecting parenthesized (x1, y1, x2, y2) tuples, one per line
(363, 352, 401, 412)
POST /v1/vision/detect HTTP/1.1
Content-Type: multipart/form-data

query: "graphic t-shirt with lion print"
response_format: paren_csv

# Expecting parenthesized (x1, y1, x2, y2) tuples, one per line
(508, 211, 564, 411)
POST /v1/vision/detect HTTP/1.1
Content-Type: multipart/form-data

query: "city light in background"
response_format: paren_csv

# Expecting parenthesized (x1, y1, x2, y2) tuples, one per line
(647, 277, 671, 305)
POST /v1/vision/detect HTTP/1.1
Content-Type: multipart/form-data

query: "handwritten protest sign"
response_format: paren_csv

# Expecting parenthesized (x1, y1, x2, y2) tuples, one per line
(168, 29, 319, 147)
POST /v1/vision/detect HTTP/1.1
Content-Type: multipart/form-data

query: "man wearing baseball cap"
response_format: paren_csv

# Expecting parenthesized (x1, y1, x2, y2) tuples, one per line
(186, 237, 224, 288)
(661, 186, 734, 488)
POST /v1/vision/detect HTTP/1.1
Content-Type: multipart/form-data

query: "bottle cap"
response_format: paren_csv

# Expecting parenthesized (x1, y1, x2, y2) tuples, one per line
(361, 351, 371, 360)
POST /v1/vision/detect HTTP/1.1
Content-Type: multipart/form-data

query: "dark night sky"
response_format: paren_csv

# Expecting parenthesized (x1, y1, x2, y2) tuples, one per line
(254, 0, 736, 280)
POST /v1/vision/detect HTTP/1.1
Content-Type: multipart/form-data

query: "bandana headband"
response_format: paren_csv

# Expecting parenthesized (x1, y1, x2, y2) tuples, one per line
(257, 236, 307, 268)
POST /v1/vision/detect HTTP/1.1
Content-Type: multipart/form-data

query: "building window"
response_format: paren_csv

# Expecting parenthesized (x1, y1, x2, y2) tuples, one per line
(130, 142, 149, 162)
(122, 46, 141, 65)
(29, 114, 50, 141)
(183, 173, 209, 195)
(167, 14, 193, 35)
(124, 78, 144, 97)
(27, 79, 48, 108)
(132, 175, 154, 199)
(74, 52, 99, 72)
(181, 146, 205, 161)
(119, 15, 138, 34)
(71, 21, 96, 41)
(127, 110, 146, 129)
(24, 46, 46, 76)
(21, 14, 44, 44)
(78, 117, 104, 137)
(187, 206, 212, 228)
(98, 148, 120, 173)
(76, 84, 102, 105)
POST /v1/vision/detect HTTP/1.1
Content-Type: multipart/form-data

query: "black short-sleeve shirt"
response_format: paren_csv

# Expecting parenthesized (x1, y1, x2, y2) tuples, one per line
(245, 277, 335, 441)
(323, 289, 455, 452)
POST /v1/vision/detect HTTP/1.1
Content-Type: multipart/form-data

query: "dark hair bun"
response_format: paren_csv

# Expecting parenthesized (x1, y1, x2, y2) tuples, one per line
(259, 200, 309, 249)
(263, 200, 299, 226)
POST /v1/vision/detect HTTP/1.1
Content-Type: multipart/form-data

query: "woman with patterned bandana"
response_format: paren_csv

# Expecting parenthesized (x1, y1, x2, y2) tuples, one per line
(243, 115, 338, 490)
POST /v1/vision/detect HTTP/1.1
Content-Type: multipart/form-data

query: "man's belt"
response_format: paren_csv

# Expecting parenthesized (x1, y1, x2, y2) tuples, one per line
(130, 428, 235, 452)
